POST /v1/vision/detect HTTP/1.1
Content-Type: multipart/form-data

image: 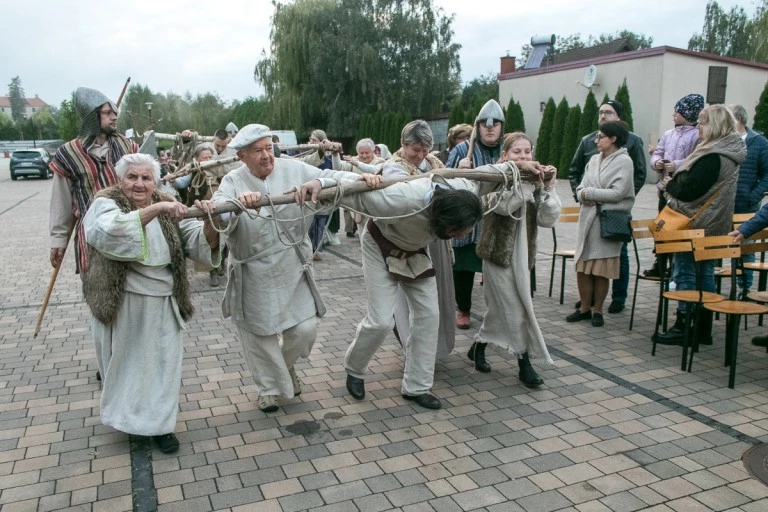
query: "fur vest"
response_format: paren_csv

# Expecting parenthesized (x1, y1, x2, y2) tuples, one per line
(390, 149, 445, 174)
(82, 186, 194, 325)
(476, 188, 540, 269)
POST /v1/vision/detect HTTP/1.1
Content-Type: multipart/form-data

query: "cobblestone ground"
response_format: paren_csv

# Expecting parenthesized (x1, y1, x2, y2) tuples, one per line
(2, 158, 768, 512)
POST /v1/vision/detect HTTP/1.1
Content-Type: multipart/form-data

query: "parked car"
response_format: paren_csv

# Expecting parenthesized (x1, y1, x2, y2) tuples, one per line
(10, 148, 52, 180)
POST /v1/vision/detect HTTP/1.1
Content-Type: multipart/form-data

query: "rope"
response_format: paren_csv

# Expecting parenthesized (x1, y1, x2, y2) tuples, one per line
(200, 166, 518, 250)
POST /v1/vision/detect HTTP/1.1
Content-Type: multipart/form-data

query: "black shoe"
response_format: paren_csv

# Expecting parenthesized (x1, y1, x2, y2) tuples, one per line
(653, 312, 686, 346)
(643, 261, 660, 277)
(346, 375, 365, 400)
(752, 335, 768, 347)
(153, 433, 179, 454)
(518, 353, 543, 388)
(402, 393, 442, 410)
(574, 300, 581, 309)
(96, 370, 101, 382)
(592, 313, 604, 327)
(346, 231, 356, 238)
(467, 342, 491, 373)
(566, 310, 592, 322)
(608, 301, 625, 314)
(652, 327, 684, 346)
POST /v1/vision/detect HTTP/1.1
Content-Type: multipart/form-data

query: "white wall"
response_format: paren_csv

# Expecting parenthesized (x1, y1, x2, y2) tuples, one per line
(499, 49, 768, 181)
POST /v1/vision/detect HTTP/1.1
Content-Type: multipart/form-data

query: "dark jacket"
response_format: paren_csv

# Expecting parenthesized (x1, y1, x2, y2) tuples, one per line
(734, 128, 768, 213)
(738, 201, 768, 239)
(568, 131, 647, 201)
(666, 133, 747, 236)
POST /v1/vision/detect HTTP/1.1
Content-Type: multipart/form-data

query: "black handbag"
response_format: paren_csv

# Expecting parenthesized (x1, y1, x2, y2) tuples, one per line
(597, 205, 632, 243)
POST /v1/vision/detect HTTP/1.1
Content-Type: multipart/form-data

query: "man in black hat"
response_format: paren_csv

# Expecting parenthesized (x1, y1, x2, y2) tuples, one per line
(567, 99, 647, 314)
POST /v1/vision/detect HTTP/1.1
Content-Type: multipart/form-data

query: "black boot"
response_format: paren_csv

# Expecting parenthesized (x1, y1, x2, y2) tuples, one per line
(467, 342, 491, 373)
(653, 311, 686, 346)
(518, 352, 543, 388)
(694, 310, 713, 346)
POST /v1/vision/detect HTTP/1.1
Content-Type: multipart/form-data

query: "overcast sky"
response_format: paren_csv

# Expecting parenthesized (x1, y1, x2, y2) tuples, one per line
(0, 0, 753, 108)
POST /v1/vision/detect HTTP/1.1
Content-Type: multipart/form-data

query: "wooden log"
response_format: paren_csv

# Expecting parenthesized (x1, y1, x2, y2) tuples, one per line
(161, 155, 240, 183)
(183, 165, 528, 219)
(149, 131, 215, 142)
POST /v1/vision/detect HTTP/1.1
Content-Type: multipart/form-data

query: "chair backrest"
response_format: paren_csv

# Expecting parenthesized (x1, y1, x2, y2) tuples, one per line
(559, 206, 580, 223)
(652, 229, 706, 255)
(733, 213, 755, 230)
(631, 219, 656, 241)
(741, 228, 768, 256)
(631, 218, 657, 267)
(691, 235, 741, 263)
(551, 206, 580, 251)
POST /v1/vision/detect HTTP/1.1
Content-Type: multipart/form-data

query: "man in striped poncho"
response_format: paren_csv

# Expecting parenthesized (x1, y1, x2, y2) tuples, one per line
(49, 87, 138, 273)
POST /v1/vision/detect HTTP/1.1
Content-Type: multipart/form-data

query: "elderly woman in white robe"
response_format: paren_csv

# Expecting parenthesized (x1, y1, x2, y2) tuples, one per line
(82, 153, 220, 454)
(472, 133, 560, 387)
(210, 124, 378, 413)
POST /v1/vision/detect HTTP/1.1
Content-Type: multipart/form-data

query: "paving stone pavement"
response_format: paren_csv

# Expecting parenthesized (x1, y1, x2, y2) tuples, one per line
(2, 157, 768, 512)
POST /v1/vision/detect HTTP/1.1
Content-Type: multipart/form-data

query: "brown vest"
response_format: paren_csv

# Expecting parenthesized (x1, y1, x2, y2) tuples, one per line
(82, 186, 194, 325)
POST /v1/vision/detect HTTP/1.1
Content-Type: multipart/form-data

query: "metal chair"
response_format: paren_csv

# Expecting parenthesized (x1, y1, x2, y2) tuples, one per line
(629, 219, 661, 331)
(651, 229, 723, 371)
(548, 206, 580, 305)
(694, 236, 768, 388)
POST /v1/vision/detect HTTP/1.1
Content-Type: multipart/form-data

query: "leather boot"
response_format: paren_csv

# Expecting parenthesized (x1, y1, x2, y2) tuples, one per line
(653, 311, 686, 346)
(694, 309, 713, 345)
(518, 352, 543, 388)
(467, 342, 491, 373)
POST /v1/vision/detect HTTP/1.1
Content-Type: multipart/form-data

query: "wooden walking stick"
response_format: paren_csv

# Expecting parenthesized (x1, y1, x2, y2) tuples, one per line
(34, 226, 73, 338)
(183, 164, 534, 219)
(34, 77, 131, 338)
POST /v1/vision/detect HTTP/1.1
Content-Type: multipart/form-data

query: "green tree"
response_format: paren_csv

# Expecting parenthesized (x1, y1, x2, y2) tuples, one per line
(0, 112, 19, 139)
(688, 1, 753, 59)
(601, 93, 611, 107)
(614, 79, 634, 130)
(57, 92, 79, 141)
(7, 76, 26, 123)
(29, 107, 58, 140)
(448, 105, 464, 129)
(459, 73, 498, 110)
(255, 0, 461, 138)
(536, 98, 556, 164)
(504, 96, 526, 133)
(579, 90, 599, 137)
(754, 81, 768, 134)
(231, 97, 270, 130)
(560, 105, 583, 177)
(547, 97, 570, 168)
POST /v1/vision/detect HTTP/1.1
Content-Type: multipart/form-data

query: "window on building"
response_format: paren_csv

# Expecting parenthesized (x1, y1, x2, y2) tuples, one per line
(707, 66, 728, 104)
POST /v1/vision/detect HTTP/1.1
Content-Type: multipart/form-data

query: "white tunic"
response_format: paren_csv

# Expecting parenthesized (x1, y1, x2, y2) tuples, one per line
(475, 184, 561, 363)
(214, 159, 360, 336)
(83, 197, 218, 436)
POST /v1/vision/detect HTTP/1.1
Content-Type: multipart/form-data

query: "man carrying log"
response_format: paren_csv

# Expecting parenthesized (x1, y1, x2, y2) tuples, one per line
(205, 124, 379, 413)
(296, 147, 522, 410)
(49, 87, 138, 273)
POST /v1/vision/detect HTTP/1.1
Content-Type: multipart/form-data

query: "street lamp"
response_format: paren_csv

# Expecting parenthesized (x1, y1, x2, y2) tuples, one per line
(145, 102, 153, 127)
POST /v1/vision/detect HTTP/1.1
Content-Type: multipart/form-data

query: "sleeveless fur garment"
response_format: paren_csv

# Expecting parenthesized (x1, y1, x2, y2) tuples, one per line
(83, 186, 194, 325)
(476, 188, 540, 269)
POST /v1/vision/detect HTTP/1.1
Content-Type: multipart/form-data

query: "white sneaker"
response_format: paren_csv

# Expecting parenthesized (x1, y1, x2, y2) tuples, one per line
(289, 367, 302, 396)
(257, 394, 279, 412)
(327, 232, 341, 246)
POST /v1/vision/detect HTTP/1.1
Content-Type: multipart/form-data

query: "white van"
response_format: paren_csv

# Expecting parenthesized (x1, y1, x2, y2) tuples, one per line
(270, 130, 297, 146)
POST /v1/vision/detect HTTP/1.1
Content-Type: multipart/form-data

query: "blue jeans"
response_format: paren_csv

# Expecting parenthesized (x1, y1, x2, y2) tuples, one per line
(673, 252, 715, 314)
(741, 252, 755, 291)
(611, 242, 629, 303)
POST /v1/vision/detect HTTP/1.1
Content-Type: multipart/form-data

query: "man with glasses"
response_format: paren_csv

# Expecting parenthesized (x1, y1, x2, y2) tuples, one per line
(49, 87, 138, 274)
(567, 100, 647, 314)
